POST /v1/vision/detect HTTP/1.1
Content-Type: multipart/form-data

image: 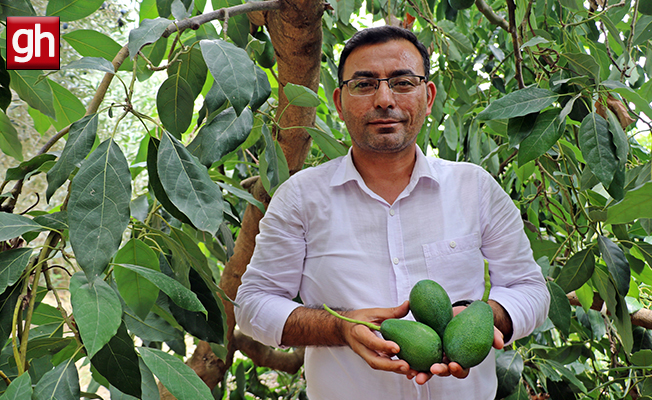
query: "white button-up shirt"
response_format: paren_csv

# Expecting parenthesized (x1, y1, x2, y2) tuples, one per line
(235, 147, 550, 399)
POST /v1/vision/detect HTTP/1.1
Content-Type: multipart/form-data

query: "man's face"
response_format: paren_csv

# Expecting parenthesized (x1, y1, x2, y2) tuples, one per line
(333, 39, 436, 156)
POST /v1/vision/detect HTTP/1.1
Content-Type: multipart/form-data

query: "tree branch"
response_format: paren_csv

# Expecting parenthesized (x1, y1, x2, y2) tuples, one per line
(232, 330, 306, 374)
(506, 0, 524, 89)
(475, 0, 509, 31)
(567, 292, 652, 330)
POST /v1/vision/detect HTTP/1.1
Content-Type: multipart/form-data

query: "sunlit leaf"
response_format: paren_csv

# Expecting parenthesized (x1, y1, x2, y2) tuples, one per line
(62, 57, 116, 74)
(46, 0, 104, 21)
(49, 78, 85, 131)
(0, 371, 32, 399)
(114, 239, 160, 320)
(128, 18, 171, 60)
(8, 70, 55, 118)
(168, 47, 207, 99)
(63, 30, 133, 71)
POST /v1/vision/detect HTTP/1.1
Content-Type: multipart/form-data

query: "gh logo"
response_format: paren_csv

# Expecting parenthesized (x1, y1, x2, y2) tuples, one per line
(6, 17, 60, 70)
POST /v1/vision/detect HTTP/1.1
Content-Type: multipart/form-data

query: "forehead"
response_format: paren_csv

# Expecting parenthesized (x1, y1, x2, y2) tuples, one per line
(341, 39, 424, 79)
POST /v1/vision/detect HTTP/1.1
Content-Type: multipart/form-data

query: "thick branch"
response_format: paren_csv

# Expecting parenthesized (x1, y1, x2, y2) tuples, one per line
(567, 292, 652, 330)
(475, 0, 509, 31)
(232, 330, 305, 373)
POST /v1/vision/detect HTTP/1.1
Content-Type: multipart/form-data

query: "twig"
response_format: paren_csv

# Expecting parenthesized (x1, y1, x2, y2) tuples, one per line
(506, 0, 524, 89)
(475, 0, 509, 31)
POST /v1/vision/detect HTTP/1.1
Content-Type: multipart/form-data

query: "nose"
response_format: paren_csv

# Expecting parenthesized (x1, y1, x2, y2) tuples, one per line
(373, 80, 396, 109)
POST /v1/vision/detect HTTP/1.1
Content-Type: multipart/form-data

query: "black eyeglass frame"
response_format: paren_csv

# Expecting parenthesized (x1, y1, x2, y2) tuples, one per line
(339, 74, 427, 96)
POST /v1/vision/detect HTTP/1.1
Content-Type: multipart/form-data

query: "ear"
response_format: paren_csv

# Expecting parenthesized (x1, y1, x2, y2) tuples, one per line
(333, 87, 345, 120)
(425, 80, 436, 115)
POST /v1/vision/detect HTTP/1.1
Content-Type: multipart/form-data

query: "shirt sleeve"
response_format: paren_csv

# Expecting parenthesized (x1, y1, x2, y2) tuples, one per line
(479, 171, 550, 345)
(234, 178, 305, 347)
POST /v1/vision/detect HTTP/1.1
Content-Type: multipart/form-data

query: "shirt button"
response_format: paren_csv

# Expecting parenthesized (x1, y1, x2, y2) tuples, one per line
(450, 241, 457, 248)
(392, 257, 399, 265)
(389, 209, 395, 216)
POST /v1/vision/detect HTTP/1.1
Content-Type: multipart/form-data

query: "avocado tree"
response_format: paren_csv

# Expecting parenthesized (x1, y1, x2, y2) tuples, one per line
(0, 0, 651, 399)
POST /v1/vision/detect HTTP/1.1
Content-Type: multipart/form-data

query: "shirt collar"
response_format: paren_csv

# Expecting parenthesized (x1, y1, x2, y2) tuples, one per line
(330, 145, 439, 188)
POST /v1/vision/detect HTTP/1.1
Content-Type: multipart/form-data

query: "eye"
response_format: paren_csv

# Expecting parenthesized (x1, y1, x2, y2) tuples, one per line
(352, 79, 375, 89)
(392, 77, 417, 87)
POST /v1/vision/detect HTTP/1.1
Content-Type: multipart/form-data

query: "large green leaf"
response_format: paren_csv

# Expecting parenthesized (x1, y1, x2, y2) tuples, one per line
(124, 308, 181, 343)
(5, 153, 56, 182)
(516, 109, 564, 165)
(32, 358, 80, 400)
(168, 47, 207, 99)
(0, 110, 22, 161)
(91, 322, 141, 398)
(188, 107, 253, 167)
(547, 281, 571, 337)
(306, 127, 349, 160)
(63, 30, 133, 71)
(259, 125, 290, 195)
(157, 74, 194, 138)
(0, 248, 31, 293)
(284, 83, 321, 107)
(200, 39, 255, 116)
(136, 37, 167, 81)
(128, 18, 171, 60)
(554, 247, 595, 294)
(116, 263, 206, 313)
(477, 87, 558, 121)
(46, 113, 99, 201)
(8, 70, 55, 118)
(250, 64, 271, 112)
(495, 350, 524, 399)
(0, 283, 21, 349)
(157, 131, 223, 235)
(26, 337, 73, 360)
(114, 239, 160, 320)
(46, 0, 104, 21)
(48, 80, 85, 131)
(561, 53, 601, 82)
(0, 371, 32, 399)
(0, 212, 43, 241)
(632, 15, 652, 46)
(578, 112, 617, 188)
(62, 56, 116, 74)
(70, 273, 122, 358)
(598, 235, 630, 296)
(606, 182, 652, 225)
(0, 0, 36, 19)
(138, 347, 213, 400)
(68, 139, 131, 281)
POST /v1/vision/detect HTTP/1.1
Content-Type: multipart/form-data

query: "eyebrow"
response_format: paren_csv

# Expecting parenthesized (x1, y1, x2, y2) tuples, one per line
(349, 68, 416, 79)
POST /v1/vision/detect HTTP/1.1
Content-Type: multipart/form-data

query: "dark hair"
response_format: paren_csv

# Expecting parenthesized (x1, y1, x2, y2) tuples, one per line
(337, 25, 430, 86)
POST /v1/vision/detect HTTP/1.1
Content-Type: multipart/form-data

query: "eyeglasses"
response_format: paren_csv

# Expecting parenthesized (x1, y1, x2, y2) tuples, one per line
(340, 74, 426, 96)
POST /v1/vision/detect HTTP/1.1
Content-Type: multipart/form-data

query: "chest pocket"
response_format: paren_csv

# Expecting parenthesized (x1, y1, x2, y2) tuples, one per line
(422, 232, 484, 300)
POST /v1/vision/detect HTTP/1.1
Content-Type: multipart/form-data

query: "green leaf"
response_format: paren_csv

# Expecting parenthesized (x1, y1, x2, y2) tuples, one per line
(602, 80, 652, 121)
(0, 283, 21, 349)
(284, 83, 321, 107)
(63, 30, 133, 71)
(68, 139, 132, 281)
(215, 182, 265, 213)
(598, 235, 630, 296)
(128, 18, 171, 60)
(0, 212, 43, 242)
(606, 181, 652, 225)
(157, 131, 223, 235)
(0, 248, 31, 293)
(250, 64, 271, 112)
(124, 308, 181, 343)
(200, 39, 255, 116)
(61, 57, 116, 74)
(137, 37, 167, 81)
(114, 239, 160, 320)
(547, 281, 571, 337)
(46, 0, 104, 21)
(188, 107, 253, 167)
(0, 371, 32, 399)
(495, 350, 524, 399)
(168, 47, 208, 99)
(632, 349, 652, 366)
(138, 347, 213, 400)
(70, 273, 122, 358)
(632, 15, 652, 46)
(477, 87, 558, 121)
(0, 110, 22, 161)
(579, 112, 617, 188)
(91, 322, 142, 398)
(32, 358, 80, 400)
(46, 113, 99, 201)
(26, 337, 73, 360)
(517, 109, 564, 165)
(48, 80, 85, 132)
(5, 154, 56, 182)
(8, 70, 55, 118)
(259, 125, 289, 195)
(561, 53, 601, 82)
(157, 74, 194, 138)
(554, 248, 595, 294)
(115, 263, 206, 313)
(0, 0, 36, 18)
(306, 127, 348, 160)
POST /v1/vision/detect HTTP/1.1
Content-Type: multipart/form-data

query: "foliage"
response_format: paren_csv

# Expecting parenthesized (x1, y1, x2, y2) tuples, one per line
(0, 0, 651, 399)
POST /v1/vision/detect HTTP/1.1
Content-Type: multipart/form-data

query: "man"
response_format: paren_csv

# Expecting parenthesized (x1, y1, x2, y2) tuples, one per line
(235, 25, 549, 399)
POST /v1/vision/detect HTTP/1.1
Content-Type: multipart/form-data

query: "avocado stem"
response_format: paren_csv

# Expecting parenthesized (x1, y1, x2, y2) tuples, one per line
(482, 259, 491, 302)
(323, 304, 381, 331)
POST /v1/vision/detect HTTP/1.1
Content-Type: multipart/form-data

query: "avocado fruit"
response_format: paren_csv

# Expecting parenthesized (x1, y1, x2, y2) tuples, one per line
(448, 0, 474, 10)
(254, 31, 276, 69)
(409, 279, 453, 338)
(380, 319, 443, 372)
(442, 300, 494, 369)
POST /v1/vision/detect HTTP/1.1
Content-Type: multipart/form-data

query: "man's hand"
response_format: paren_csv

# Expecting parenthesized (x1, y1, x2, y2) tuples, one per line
(340, 301, 423, 379)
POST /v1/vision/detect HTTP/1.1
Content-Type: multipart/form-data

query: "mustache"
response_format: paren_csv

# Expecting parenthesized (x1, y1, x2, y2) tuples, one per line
(363, 109, 406, 121)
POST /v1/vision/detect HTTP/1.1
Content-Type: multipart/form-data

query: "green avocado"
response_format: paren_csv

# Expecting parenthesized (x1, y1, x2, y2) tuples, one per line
(380, 319, 443, 372)
(409, 279, 453, 338)
(442, 300, 494, 369)
(254, 30, 276, 69)
(448, 0, 474, 10)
